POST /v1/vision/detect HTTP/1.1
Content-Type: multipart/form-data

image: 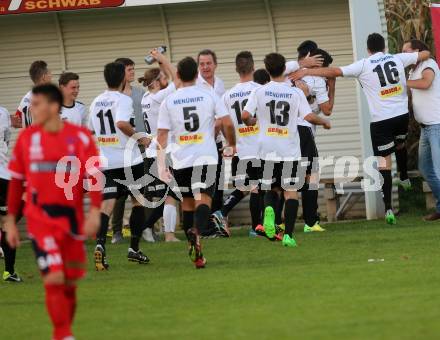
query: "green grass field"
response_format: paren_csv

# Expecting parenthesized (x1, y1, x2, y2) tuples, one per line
(1, 215, 440, 339)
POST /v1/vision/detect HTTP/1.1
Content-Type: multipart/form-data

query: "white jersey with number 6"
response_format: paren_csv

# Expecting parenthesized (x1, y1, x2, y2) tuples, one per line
(244, 81, 311, 161)
(222, 81, 261, 159)
(142, 82, 176, 158)
(158, 85, 229, 170)
(340, 52, 418, 122)
(89, 90, 142, 170)
(17, 91, 33, 128)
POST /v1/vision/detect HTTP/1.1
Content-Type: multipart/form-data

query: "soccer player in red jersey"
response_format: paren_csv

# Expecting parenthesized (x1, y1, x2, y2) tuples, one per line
(5, 84, 102, 340)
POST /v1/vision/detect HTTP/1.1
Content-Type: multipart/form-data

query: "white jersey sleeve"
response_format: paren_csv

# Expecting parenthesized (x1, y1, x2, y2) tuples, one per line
(394, 52, 419, 68)
(215, 77, 226, 97)
(312, 77, 329, 105)
(157, 100, 171, 131)
(214, 94, 229, 118)
(116, 95, 134, 124)
(243, 89, 258, 115)
(151, 83, 176, 105)
(285, 61, 300, 74)
(340, 59, 366, 78)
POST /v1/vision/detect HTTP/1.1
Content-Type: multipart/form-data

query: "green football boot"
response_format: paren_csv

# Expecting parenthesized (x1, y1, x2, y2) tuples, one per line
(263, 206, 276, 239)
(385, 210, 397, 225)
(282, 234, 297, 248)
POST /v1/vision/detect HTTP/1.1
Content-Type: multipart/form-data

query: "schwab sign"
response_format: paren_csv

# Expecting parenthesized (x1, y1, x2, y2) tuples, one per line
(0, 0, 206, 14)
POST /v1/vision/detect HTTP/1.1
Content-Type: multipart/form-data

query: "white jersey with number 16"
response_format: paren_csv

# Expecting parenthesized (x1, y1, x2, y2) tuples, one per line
(341, 52, 418, 122)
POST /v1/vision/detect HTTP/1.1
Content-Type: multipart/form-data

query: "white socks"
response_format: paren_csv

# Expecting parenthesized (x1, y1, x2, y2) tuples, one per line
(163, 204, 177, 233)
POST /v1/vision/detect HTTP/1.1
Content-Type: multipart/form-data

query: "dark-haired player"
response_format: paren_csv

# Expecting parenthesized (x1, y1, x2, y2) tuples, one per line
(157, 56, 236, 268)
(5, 84, 101, 340)
(242, 53, 331, 247)
(294, 47, 336, 233)
(284, 41, 323, 77)
(59, 72, 88, 126)
(14, 60, 52, 128)
(297, 40, 318, 57)
(110, 57, 145, 244)
(253, 68, 270, 85)
(89, 62, 151, 270)
(211, 51, 263, 237)
(291, 33, 430, 225)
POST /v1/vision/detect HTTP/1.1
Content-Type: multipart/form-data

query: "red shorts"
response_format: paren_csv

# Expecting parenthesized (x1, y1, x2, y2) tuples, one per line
(29, 220, 87, 281)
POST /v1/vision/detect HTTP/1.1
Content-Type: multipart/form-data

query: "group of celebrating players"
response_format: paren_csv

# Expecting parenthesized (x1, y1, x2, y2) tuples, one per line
(0, 32, 432, 340)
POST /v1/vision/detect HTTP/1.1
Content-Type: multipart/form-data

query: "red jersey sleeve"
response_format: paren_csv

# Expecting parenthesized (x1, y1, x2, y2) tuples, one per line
(7, 178, 25, 216)
(8, 132, 26, 180)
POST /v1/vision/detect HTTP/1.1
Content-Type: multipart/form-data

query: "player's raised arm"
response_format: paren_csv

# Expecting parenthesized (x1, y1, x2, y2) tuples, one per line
(298, 53, 324, 69)
(289, 67, 343, 82)
(417, 50, 431, 62)
(152, 48, 181, 88)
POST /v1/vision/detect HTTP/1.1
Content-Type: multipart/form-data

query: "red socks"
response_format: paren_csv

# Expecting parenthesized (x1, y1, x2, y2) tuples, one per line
(64, 285, 77, 323)
(44, 283, 75, 340)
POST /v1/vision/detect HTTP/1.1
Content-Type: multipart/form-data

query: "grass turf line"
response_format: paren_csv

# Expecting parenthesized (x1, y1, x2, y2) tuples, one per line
(1, 215, 439, 339)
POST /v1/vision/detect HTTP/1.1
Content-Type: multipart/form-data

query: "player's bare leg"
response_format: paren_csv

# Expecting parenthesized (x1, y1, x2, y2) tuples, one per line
(164, 196, 180, 242)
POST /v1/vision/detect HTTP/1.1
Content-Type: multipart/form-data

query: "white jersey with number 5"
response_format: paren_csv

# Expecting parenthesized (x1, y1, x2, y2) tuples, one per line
(244, 81, 311, 161)
(89, 90, 142, 170)
(222, 81, 261, 159)
(340, 52, 418, 122)
(157, 85, 229, 170)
